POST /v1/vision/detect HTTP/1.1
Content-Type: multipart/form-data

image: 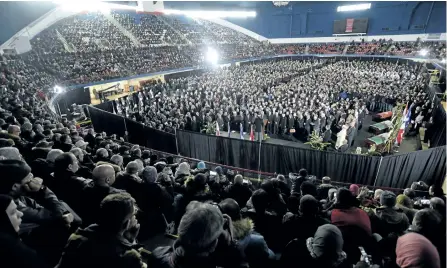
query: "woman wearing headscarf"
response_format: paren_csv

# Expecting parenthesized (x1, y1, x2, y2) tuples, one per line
(280, 224, 349, 268)
(396, 194, 417, 223)
(0, 194, 50, 268)
(396, 232, 440, 268)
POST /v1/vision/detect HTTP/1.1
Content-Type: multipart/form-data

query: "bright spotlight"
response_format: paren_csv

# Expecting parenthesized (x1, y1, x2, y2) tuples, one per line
(54, 85, 63, 93)
(206, 47, 219, 65)
(419, 49, 428, 57)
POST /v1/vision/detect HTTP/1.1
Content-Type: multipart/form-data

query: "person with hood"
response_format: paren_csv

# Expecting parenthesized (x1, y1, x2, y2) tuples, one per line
(371, 190, 409, 238)
(283, 195, 329, 246)
(0, 194, 50, 268)
(138, 166, 173, 238)
(151, 201, 243, 268)
(396, 232, 440, 268)
(225, 174, 252, 208)
(280, 224, 349, 268)
(57, 192, 145, 268)
(173, 173, 213, 232)
(81, 165, 123, 226)
(191, 161, 208, 175)
(175, 162, 192, 185)
(219, 198, 276, 268)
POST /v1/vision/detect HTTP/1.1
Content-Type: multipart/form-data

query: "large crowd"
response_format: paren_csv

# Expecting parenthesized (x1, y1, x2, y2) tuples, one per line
(0, 72, 445, 268)
(115, 58, 434, 151)
(0, 12, 445, 268)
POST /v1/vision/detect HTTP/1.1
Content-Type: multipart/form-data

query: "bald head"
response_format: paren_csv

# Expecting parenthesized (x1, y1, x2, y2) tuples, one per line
(7, 125, 20, 136)
(46, 149, 64, 163)
(70, 147, 84, 162)
(92, 164, 116, 186)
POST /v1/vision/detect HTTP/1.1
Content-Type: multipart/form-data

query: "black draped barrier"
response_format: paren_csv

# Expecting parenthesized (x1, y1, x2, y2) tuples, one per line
(87, 106, 177, 154)
(95, 101, 115, 114)
(425, 85, 446, 148)
(259, 143, 381, 185)
(375, 146, 446, 189)
(124, 118, 177, 154)
(88, 106, 126, 137)
(176, 130, 260, 171)
(176, 130, 445, 188)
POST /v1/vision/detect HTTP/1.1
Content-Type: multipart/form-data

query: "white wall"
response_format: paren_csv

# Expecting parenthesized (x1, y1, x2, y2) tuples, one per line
(269, 33, 447, 44)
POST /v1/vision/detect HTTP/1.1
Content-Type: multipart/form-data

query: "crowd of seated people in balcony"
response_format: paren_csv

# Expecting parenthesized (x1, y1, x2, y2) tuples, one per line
(308, 43, 345, 54)
(0, 51, 446, 268)
(275, 44, 307, 55)
(346, 40, 390, 55)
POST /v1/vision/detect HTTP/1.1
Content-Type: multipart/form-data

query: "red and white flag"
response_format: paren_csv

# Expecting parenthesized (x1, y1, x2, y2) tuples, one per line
(249, 125, 255, 141)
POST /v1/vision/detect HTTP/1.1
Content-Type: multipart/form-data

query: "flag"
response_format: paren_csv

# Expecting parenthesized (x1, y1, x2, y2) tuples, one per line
(227, 121, 231, 137)
(240, 123, 244, 140)
(216, 121, 220, 136)
(249, 125, 254, 141)
(396, 103, 413, 144)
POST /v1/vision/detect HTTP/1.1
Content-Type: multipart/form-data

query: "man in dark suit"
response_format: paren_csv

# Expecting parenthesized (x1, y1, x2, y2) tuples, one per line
(273, 112, 280, 135)
(254, 114, 263, 142)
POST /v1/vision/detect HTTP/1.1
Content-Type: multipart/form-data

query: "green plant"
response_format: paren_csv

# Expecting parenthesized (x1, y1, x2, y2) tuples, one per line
(202, 121, 217, 135)
(305, 131, 331, 151)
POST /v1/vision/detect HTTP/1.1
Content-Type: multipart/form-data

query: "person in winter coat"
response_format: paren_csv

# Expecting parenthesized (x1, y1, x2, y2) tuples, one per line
(280, 224, 350, 268)
(114, 161, 144, 204)
(371, 191, 409, 238)
(52, 152, 91, 216)
(282, 195, 329, 246)
(242, 189, 282, 252)
(150, 201, 244, 268)
(174, 162, 192, 185)
(173, 173, 213, 231)
(138, 166, 173, 239)
(0, 194, 50, 268)
(219, 198, 276, 268)
(290, 169, 309, 196)
(225, 175, 252, 208)
(396, 232, 440, 268)
(81, 165, 123, 226)
(57, 192, 145, 268)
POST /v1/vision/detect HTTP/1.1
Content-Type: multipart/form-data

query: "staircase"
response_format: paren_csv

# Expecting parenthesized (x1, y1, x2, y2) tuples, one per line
(342, 44, 349, 54)
(56, 30, 74, 52)
(103, 13, 142, 47)
(156, 15, 192, 45)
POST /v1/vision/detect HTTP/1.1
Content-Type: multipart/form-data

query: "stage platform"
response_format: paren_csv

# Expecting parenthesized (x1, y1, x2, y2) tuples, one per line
(224, 114, 420, 155)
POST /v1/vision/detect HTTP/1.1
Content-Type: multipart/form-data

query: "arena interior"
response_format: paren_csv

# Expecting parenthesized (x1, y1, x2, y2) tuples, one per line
(0, 1, 446, 268)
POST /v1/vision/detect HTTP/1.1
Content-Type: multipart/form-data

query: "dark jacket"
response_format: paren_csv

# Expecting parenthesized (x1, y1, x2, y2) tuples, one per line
(316, 183, 335, 200)
(291, 175, 307, 195)
(173, 191, 213, 231)
(114, 172, 143, 204)
(56, 224, 143, 268)
(242, 208, 282, 252)
(371, 207, 409, 237)
(81, 184, 124, 226)
(282, 213, 329, 245)
(0, 231, 50, 268)
(225, 183, 253, 208)
(52, 170, 91, 215)
(15, 187, 68, 234)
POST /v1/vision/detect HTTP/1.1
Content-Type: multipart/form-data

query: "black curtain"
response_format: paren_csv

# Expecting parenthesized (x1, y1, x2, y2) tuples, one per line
(95, 101, 115, 113)
(375, 146, 446, 188)
(88, 106, 126, 137)
(260, 143, 380, 185)
(176, 130, 260, 171)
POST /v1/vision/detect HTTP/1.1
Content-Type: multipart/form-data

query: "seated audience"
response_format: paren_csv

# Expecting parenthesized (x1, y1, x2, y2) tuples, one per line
(57, 192, 144, 268)
(225, 174, 253, 208)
